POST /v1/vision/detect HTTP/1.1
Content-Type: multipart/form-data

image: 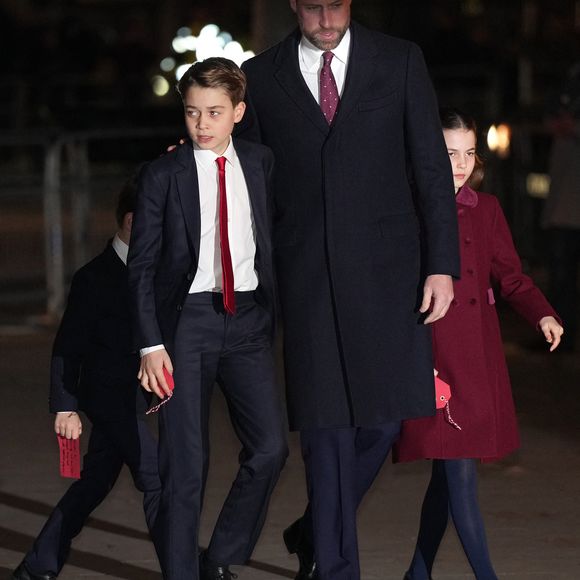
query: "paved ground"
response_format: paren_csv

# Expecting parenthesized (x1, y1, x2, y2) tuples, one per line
(1, 309, 579, 579)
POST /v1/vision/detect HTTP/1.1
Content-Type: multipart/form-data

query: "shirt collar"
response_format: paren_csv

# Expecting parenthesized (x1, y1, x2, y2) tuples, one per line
(193, 137, 236, 169)
(299, 28, 351, 72)
(112, 233, 129, 265)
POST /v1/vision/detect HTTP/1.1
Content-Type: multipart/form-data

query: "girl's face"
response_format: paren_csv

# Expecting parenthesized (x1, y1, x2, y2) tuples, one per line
(443, 128, 476, 193)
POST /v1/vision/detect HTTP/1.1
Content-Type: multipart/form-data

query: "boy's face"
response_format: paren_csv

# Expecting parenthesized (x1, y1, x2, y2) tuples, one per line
(183, 85, 246, 155)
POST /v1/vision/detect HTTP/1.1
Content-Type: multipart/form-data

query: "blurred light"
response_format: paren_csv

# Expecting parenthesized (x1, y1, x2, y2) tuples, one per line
(196, 34, 224, 61)
(176, 63, 194, 81)
(177, 27, 192, 37)
(526, 173, 551, 198)
(172, 37, 190, 54)
(160, 57, 176, 72)
(487, 124, 511, 158)
(218, 32, 233, 45)
(224, 41, 244, 60)
(152, 75, 170, 97)
(199, 24, 220, 39)
(170, 23, 254, 67)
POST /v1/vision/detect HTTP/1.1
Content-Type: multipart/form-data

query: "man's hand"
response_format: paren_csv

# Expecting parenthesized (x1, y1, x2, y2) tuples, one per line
(539, 316, 564, 352)
(420, 274, 454, 324)
(166, 138, 186, 153)
(55, 412, 82, 440)
(138, 349, 174, 399)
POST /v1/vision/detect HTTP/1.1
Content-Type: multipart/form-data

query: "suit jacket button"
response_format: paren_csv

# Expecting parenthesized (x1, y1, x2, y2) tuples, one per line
(470, 298, 477, 305)
(186, 272, 194, 281)
(177, 304, 183, 311)
(451, 299, 458, 306)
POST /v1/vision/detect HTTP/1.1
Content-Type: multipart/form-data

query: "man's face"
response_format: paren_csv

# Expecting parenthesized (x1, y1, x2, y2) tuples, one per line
(290, 0, 352, 51)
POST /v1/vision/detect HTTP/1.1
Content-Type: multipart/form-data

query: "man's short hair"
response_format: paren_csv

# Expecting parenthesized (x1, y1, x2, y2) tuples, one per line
(176, 57, 246, 106)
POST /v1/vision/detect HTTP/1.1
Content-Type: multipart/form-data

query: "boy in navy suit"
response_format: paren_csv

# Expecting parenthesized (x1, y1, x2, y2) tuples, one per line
(128, 57, 287, 580)
(11, 178, 161, 580)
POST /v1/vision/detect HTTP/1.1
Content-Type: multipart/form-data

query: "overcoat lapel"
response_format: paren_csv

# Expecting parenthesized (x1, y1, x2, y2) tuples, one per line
(331, 22, 378, 131)
(175, 143, 201, 261)
(272, 24, 379, 135)
(273, 30, 330, 136)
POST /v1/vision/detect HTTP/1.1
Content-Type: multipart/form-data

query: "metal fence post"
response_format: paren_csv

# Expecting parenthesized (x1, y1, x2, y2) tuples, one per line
(43, 138, 65, 321)
(67, 138, 91, 269)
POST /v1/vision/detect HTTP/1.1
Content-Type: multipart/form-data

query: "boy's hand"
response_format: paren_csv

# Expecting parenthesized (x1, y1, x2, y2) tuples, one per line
(55, 412, 82, 440)
(139, 349, 174, 398)
(539, 316, 564, 352)
(421, 274, 454, 324)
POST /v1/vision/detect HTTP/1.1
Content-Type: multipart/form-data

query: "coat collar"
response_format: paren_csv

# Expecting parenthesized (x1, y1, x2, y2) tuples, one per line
(272, 21, 378, 135)
(456, 185, 479, 208)
(274, 28, 329, 136)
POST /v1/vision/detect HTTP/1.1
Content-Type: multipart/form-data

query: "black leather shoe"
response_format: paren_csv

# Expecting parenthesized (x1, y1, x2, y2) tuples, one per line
(283, 519, 317, 580)
(199, 552, 238, 580)
(11, 561, 56, 580)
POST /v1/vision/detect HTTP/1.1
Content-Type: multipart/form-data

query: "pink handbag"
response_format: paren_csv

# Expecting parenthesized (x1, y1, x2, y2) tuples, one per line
(435, 376, 462, 430)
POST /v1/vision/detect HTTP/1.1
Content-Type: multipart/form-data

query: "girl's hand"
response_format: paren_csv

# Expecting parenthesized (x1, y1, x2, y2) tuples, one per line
(538, 316, 564, 352)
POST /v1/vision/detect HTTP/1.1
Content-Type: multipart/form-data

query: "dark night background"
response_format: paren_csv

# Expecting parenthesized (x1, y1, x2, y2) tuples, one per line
(0, 5, 579, 578)
(0, 0, 579, 322)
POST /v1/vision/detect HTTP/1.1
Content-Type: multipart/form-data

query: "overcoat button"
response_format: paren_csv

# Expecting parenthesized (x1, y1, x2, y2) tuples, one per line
(177, 304, 183, 311)
(467, 268, 474, 275)
(470, 298, 477, 305)
(464, 237, 472, 244)
(451, 299, 458, 306)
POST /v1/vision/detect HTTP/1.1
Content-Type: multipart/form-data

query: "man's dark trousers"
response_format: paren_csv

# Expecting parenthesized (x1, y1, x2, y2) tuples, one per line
(153, 292, 288, 580)
(300, 422, 401, 580)
(23, 415, 160, 576)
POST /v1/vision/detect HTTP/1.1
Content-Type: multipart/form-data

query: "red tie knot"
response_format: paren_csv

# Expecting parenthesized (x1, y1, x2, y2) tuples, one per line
(216, 156, 227, 172)
(323, 51, 334, 66)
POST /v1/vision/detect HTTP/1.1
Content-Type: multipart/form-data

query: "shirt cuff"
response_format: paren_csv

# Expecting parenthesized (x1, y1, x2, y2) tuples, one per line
(140, 344, 165, 357)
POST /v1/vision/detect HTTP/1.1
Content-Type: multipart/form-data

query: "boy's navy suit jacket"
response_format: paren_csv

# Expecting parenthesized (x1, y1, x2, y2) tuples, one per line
(49, 242, 147, 422)
(128, 138, 276, 355)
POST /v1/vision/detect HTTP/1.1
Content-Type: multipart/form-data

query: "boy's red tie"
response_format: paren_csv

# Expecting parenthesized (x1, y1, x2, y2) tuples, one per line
(216, 156, 236, 314)
(320, 51, 340, 124)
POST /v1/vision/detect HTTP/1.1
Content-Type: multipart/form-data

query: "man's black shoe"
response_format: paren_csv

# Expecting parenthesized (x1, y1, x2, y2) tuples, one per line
(283, 519, 317, 580)
(10, 561, 56, 580)
(199, 552, 238, 580)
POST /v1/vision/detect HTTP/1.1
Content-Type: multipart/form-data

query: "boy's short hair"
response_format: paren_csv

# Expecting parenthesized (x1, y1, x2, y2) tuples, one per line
(116, 172, 138, 227)
(176, 57, 246, 106)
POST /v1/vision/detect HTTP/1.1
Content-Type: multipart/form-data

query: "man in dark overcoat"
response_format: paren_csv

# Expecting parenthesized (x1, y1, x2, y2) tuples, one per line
(238, 1, 460, 578)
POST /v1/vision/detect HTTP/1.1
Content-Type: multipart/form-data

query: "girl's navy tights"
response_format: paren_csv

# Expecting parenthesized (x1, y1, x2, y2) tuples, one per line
(405, 458, 498, 579)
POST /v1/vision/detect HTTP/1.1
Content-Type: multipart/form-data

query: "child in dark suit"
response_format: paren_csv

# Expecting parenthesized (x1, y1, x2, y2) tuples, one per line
(128, 57, 287, 580)
(11, 177, 161, 580)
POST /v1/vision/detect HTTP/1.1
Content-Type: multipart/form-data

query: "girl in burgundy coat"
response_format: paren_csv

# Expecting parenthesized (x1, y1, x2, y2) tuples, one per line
(394, 109, 564, 580)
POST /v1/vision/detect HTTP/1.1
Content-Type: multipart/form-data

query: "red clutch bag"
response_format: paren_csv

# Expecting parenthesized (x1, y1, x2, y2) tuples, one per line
(146, 368, 175, 415)
(435, 376, 461, 430)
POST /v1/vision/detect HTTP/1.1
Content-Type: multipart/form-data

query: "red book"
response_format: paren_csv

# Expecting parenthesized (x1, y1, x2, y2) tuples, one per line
(58, 436, 81, 479)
